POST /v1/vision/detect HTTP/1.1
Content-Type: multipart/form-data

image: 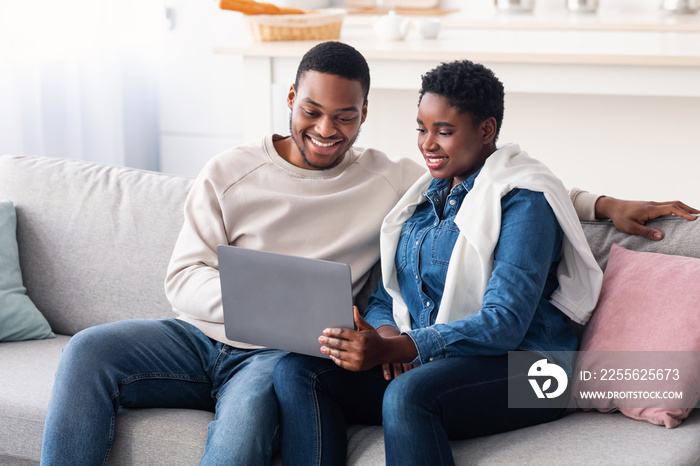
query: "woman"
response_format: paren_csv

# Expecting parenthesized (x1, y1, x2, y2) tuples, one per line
(272, 60, 603, 465)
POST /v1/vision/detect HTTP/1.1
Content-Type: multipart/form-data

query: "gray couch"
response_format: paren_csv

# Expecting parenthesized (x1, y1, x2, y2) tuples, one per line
(1, 154, 698, 465)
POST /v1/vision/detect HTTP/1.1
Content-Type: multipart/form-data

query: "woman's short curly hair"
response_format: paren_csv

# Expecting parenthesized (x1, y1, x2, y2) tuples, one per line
(419, 60, 504, 140)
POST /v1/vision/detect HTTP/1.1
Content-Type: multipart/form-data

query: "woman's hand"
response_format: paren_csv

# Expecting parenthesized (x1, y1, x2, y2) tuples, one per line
(595, 197, 698, 241)
(319, 307, 418, 376)
(376, 326, 417, 381)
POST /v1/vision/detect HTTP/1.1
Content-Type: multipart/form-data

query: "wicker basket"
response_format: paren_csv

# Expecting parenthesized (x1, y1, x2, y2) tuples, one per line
(244, 8, 346, 42)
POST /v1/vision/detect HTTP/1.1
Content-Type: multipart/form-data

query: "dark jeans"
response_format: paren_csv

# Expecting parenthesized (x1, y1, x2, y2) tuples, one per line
(273, 352, 569, 466)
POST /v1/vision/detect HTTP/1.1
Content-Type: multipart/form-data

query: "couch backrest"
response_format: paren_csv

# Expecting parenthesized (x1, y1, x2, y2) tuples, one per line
(0, 155, 193, 335)
(581, 215, 700, 271)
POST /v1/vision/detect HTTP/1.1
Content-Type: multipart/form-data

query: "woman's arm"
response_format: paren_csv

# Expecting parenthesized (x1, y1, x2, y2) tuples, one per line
(362, 279, 399, 332)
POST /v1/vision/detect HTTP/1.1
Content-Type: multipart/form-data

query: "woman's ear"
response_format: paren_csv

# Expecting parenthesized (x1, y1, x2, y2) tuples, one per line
(287, 84, 296, 110)
(481, 117, 498, 144)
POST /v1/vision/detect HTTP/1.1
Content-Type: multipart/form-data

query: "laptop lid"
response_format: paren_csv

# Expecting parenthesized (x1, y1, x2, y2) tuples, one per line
(218, 245, 355, 358)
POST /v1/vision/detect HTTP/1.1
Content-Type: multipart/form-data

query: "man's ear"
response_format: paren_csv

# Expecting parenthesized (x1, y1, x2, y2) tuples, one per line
(481, 117, 497, 144)
(361, 101, 368, 124)
(287, 84, 296, 110)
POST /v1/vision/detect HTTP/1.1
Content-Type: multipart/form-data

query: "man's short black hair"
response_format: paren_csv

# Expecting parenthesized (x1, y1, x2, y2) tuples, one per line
(295, 41, 371, 103)
(419, 60, 504, 140)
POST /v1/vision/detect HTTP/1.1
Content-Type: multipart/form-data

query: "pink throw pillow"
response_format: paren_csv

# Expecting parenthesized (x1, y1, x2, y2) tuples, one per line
(573, 244, 700, 428)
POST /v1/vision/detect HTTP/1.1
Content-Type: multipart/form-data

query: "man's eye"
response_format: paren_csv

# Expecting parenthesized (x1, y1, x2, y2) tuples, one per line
(416, 128, 426, 134)
(439, 132, 453, 136)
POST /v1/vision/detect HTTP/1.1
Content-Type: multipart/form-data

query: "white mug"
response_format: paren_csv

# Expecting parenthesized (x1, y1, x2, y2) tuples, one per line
(418, 18, 442, 39)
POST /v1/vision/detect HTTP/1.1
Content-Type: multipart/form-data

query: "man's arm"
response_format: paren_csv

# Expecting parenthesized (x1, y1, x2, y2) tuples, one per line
(164, 164, 229, 322)
(569, 188, 699, 241)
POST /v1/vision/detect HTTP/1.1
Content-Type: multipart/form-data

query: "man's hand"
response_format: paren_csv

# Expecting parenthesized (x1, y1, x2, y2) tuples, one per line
(595, 197, 699, 241)
(319, 307, 417, 376)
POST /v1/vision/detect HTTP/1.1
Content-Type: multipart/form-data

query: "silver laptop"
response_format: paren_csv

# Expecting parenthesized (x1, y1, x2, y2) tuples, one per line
(218, 245, 355, 358)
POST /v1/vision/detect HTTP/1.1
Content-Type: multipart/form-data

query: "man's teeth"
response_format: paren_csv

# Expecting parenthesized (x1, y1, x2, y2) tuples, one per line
(310, 137, 336, 148)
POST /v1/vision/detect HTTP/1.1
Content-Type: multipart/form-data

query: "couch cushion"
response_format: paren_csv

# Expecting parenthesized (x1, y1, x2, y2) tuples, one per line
(345, 410, 700, 465)
(0, 200, 54, 341)
(0, 336, 216, 465)
(107, 408, 211, 466)
(0, 336, 70, 462)
(0, 155, 193, 335)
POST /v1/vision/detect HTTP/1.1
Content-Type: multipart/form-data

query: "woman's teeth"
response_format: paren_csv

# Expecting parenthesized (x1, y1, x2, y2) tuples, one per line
(310, 137, 336, 148)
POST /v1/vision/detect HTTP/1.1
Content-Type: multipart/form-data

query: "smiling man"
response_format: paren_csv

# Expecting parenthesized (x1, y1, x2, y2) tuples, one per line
(281, 66, 368, 170)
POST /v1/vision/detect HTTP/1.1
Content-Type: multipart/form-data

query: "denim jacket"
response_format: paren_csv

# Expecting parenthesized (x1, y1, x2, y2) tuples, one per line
(364, 172, 579, 372)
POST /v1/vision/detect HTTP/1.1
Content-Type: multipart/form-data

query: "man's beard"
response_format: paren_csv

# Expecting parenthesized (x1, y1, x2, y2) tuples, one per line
(288, 113, 361, 170)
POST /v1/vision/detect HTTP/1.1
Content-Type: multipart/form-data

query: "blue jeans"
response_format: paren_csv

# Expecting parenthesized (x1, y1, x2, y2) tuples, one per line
(273, 352, 569, 466)
(41, 318, 287, 466)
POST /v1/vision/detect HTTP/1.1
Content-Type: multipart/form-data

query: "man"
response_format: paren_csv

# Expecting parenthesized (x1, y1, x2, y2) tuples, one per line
(41, 41, 697, 465)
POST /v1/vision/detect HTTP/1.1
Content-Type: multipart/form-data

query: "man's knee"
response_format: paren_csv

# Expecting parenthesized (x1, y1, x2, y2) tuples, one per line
(60, 325, 116, 368)
(58, 320, 173, 379)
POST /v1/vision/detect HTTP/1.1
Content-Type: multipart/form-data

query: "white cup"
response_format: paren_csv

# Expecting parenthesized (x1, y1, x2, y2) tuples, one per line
(418, 18, 442, 39)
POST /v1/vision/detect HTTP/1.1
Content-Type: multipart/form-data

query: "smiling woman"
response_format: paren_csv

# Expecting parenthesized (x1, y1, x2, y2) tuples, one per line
(0, 0, 162, 169)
